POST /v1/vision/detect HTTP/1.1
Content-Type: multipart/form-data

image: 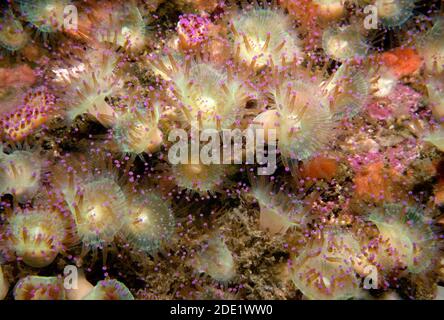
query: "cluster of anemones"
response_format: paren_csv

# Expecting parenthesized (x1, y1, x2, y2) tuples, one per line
(0, 0, 443, 301)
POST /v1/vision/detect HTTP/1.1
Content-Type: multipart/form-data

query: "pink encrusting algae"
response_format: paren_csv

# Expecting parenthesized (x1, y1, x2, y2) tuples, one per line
(0, 0, 443, 301)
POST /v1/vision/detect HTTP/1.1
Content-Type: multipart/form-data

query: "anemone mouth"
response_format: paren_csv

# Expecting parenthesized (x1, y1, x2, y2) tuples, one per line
(370, 69, 397, 98)
(322, 26, 367, 62)
(172, 162, 226, 194)
(195, 95, 218, 114)
(68, 177, 127, 247)
(285, 114, 303, 134)
(123, 193, 175, 253)
(128, 208, 155, 233)
(189, 96, 233, 130)
(172, 63, 245, 130)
